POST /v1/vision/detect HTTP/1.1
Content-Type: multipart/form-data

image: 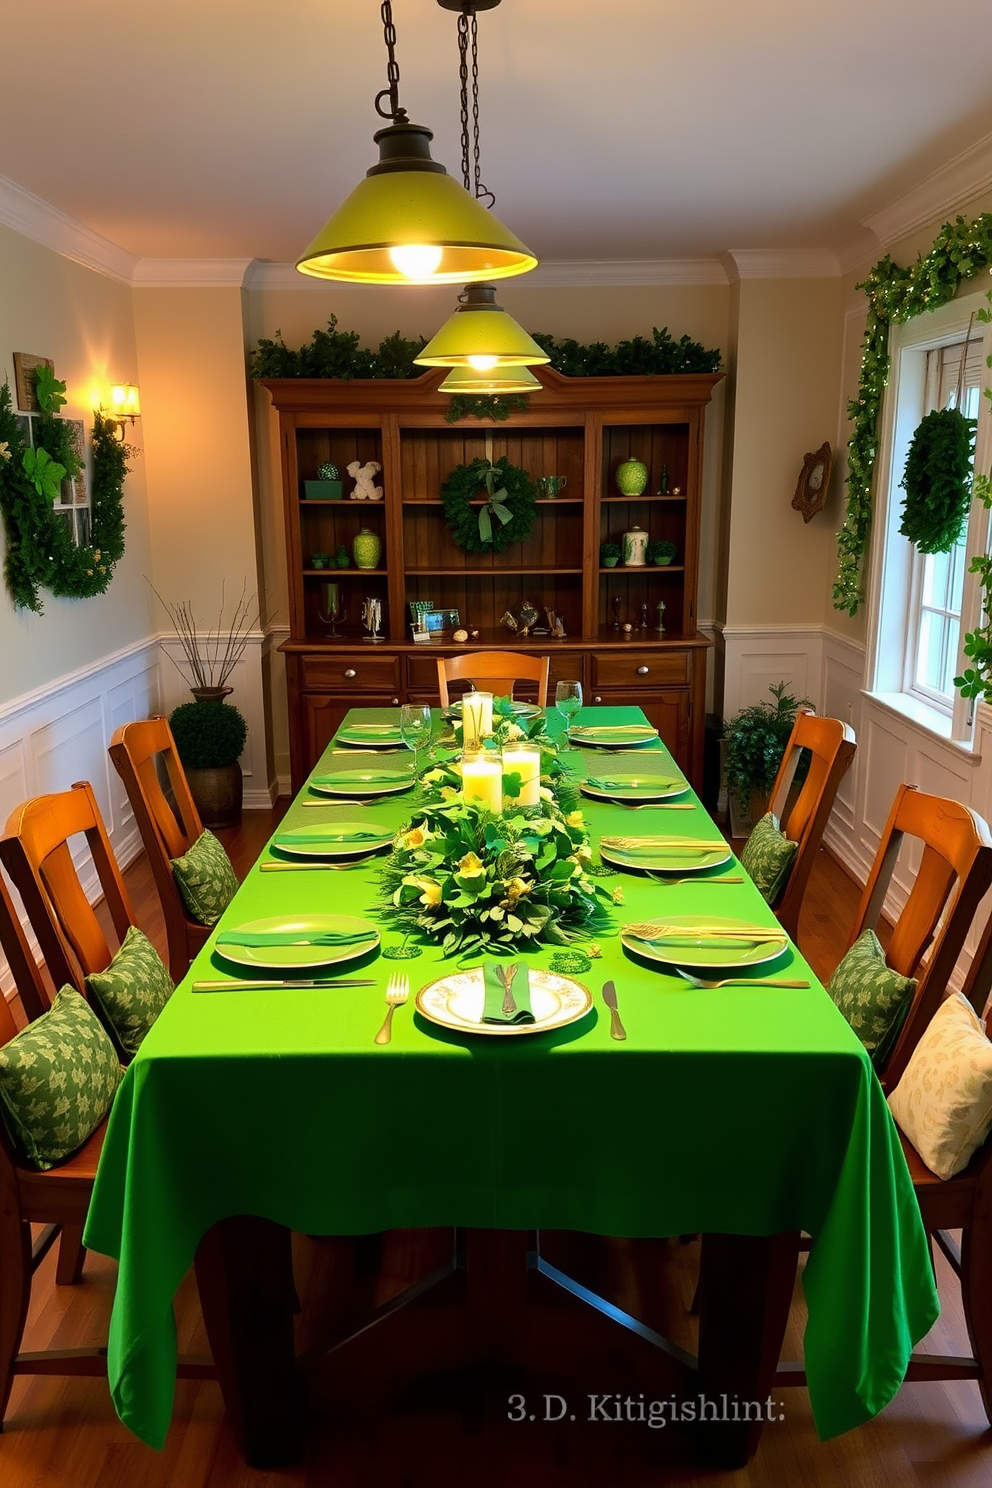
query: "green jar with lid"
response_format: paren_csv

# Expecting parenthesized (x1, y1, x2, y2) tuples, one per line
(353, 528, 382, 570)
(616, 458, 649, 496)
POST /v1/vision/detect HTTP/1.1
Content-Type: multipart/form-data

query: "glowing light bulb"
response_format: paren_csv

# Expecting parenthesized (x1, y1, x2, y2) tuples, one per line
(388, 244, 444, 279)
(467, 355, 499, 371)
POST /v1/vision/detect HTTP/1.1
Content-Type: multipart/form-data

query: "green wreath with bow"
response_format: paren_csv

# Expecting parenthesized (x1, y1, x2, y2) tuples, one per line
(0, 376, 128, 612)
(440, 456, 537, 554)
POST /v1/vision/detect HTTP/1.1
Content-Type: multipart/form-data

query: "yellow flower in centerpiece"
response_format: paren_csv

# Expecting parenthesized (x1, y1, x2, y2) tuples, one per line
(539, 785, 554, 801)
(398, 825, 428, 850)
(503, 722, 525, 741)
(576, 842, 592, 865)
(457, 851, 486, 879)
(416, 878, 442, 907)
(505, 876, 532, 902)
(566, 810, 585, 829)
(611, 886, 625, 905)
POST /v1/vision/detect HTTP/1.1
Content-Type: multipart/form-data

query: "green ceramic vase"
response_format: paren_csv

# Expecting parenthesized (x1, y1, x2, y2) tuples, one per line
(616, 458, 649, 496)
(352, 527, 382, 570)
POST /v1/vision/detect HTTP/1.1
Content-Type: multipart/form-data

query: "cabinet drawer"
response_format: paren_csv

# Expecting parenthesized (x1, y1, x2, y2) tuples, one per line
(591, 651, 688, 688)
(301, 653, 401, 692)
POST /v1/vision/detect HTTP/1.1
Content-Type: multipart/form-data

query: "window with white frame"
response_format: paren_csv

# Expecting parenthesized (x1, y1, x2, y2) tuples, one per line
(869, 288, 992, 742)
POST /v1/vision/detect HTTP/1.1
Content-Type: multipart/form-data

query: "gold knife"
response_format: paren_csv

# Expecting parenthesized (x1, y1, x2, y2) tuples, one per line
(601, 980, 627, 1041)
(192, 978, 376, 992)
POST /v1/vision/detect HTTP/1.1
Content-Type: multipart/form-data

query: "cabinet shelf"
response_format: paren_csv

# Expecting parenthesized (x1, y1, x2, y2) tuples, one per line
(406, 566, 583, 576)
(304, 567, 385, 577)
(601, 494, 686, 503)
(402, 498, 584, 507)
(599, 565, 685, 576)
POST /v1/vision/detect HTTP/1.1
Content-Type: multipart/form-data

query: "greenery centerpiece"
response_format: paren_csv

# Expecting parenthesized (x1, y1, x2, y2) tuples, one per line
(379, 786, 610, 957)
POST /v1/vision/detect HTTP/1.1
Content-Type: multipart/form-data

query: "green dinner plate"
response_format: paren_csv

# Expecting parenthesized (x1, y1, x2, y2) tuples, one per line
(271, 821, 393, 859)
(581, 775, 688, 802)
(599, 841, 730, 873)
(310, 771, 415, 798)
(620, 915, 788, 970)
(337, 726, 404, 747)
(214, 914, 380, 971)
(569, 725, 658, 748)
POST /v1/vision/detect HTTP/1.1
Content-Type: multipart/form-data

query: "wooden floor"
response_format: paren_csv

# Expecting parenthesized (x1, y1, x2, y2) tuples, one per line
(3, 813, 991, 1487)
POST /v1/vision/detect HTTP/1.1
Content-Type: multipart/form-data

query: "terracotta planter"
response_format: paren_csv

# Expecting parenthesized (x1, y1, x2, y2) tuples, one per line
(185, 762, 243, 828)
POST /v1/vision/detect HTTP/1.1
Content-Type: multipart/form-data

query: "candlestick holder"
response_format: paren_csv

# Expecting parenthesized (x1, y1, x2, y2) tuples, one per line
(611, 596, 622, 631)
(656, 600, 666, 635)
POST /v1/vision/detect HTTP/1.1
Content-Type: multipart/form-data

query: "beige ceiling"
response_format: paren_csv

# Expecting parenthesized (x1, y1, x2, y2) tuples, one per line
(4, 0, 992, 265)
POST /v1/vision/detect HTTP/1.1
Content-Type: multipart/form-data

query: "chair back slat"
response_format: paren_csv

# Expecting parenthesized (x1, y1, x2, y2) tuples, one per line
(0, 866, 50, 1029)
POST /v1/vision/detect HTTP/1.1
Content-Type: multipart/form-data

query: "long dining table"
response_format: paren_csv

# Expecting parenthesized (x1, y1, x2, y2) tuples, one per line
(83, 704, 939, 1466)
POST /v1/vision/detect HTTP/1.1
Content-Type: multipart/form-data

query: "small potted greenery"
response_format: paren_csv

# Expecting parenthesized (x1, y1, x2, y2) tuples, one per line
(169, 700, 248, 828)
(600, 540, 621, 568)
(311, 551, 331, 569)
(303, 461, 344, 501)
(335, 544, 350, 568)
(722, 681, 810, 836)
(647, 539, 677, 566)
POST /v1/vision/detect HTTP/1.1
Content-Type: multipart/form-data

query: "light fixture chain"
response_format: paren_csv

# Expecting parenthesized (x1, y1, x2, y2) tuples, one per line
(470, 11, 495, 207)
(457, 10, 471, 190)
(375, 0, 407, 122)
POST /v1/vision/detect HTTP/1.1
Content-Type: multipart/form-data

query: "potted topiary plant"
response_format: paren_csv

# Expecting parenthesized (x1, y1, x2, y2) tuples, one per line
(722, 681, 811, 836)
(303, 462, 344, 500)
(600, 540, 621, 568)
(169, 700, 248, 828)
(647, 539, 677, 566)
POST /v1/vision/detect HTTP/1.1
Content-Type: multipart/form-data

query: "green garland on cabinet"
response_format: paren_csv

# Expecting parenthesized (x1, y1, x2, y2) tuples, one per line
(0, 380, 128, 612)
(835, 212, 992, 616)
(250, 318, 722, 421)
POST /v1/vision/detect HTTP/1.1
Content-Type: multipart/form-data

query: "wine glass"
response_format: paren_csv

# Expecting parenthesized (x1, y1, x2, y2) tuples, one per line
(554, 680, 583, 745)
(400, 703, 433, 777)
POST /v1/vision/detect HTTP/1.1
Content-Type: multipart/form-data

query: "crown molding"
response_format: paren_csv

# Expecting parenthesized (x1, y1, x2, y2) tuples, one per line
(864, 131, 992, 250)
(242, 256, 730, 293)
(132, 258, 255, 288)
(0, 172, 138, 284)
(836, 227, 883, 279)
(721, 249, 841, 282)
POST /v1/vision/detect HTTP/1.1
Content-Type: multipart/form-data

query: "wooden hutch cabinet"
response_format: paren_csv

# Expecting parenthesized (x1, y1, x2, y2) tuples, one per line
(264, 367, 722, 793)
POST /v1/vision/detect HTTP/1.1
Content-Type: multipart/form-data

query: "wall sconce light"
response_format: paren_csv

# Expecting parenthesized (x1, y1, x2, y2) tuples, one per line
(108, 383, 141, 439)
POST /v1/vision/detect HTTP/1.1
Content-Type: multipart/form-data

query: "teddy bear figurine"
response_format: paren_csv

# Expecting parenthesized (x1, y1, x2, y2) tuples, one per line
(347, 460, 383, 501)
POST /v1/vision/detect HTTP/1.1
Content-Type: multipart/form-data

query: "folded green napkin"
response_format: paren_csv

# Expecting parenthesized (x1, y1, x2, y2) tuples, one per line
(312, 771, 412, 784)
(586, 776, 677, 790)
(341, 726, 401, 737)
(275, 828, 387, 844)
(216, 928, 377, 948)
(609, 843, 716, 857)
(481, 961, 535, 1025)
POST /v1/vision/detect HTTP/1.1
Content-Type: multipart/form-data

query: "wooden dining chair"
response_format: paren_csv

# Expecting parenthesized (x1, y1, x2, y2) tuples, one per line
(760, 712, 857, 939)
(108, 716, 213, 982)
(0, 866, 212, 1427)
(841, 784, 992, 1084)
(776, 892, 992, 1425)
(436, 651, 550, 708)
(0, 780, 138, 1006)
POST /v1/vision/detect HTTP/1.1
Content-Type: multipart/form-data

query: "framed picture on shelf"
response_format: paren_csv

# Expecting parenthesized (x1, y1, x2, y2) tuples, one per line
(421, 608, 460, 640)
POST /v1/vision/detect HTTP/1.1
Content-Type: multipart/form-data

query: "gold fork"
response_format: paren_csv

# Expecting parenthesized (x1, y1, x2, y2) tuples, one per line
(676, 971, 809, 990)
(646, 874, 744, 886)
(497, 963, 519, 1017)
(374, 972, 410, 1044)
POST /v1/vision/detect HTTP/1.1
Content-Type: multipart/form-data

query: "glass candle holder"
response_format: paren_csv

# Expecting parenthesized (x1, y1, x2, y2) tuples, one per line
(461, 747, 503, 814)
(461, 690, 494, 751)
(502, 739, 541, 808)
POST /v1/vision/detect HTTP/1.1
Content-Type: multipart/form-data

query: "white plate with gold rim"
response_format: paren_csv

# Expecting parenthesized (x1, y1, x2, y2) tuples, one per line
(415, 967, 593, 1037)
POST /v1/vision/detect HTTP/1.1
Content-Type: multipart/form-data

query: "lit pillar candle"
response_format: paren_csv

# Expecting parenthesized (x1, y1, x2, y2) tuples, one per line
(462, 752, 503, 813)
(502, 741, 541, 807)
(462, 690, 493, 750)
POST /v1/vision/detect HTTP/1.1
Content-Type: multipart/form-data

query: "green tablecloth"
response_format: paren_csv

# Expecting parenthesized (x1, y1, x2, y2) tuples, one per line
(84, 705, 938, 1449)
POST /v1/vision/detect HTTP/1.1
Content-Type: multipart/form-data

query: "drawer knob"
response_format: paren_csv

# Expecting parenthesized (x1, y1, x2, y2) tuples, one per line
(391, 697, 399, 705)
(594, 695, 602, 704)
(636, 665, 650, 675)
(344, 668, 356, 679)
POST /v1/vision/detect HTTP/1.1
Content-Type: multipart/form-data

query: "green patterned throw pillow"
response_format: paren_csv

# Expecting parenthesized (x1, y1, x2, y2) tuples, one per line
(171, 828, 239, 926)
(0, 986, 122, 1170)
(828, 928, 916, 1068)
(740, 812, 798, 904)
(85, 925, 174, 1061)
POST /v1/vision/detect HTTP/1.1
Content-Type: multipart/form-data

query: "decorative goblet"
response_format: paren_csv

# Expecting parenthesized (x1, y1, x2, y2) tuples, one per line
(318, 581, 344, 638)
(400, 703, 432, 778)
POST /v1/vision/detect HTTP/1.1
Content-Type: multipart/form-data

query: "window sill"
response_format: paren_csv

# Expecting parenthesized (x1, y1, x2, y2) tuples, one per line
(865, 690, 981, 762)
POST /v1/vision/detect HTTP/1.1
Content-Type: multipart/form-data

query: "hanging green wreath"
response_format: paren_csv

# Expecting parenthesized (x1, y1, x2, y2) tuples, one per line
(440, 456, 537, 553)
(898, 407, 976, 553)
(0, 380, 128, 612)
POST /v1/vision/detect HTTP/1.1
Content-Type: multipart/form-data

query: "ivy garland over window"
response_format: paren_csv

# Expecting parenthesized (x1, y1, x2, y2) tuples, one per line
(440, 457, 537, 553)
(835, 211, 992, 616)
(0, 379, 128, 612)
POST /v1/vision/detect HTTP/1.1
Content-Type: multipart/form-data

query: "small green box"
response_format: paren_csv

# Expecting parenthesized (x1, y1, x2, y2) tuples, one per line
(302, 480, 344, 501)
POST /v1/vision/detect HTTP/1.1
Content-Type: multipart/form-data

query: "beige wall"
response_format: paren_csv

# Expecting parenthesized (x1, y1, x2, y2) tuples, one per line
(724, 276, 844, 629)
(0, 225, 153, 702)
